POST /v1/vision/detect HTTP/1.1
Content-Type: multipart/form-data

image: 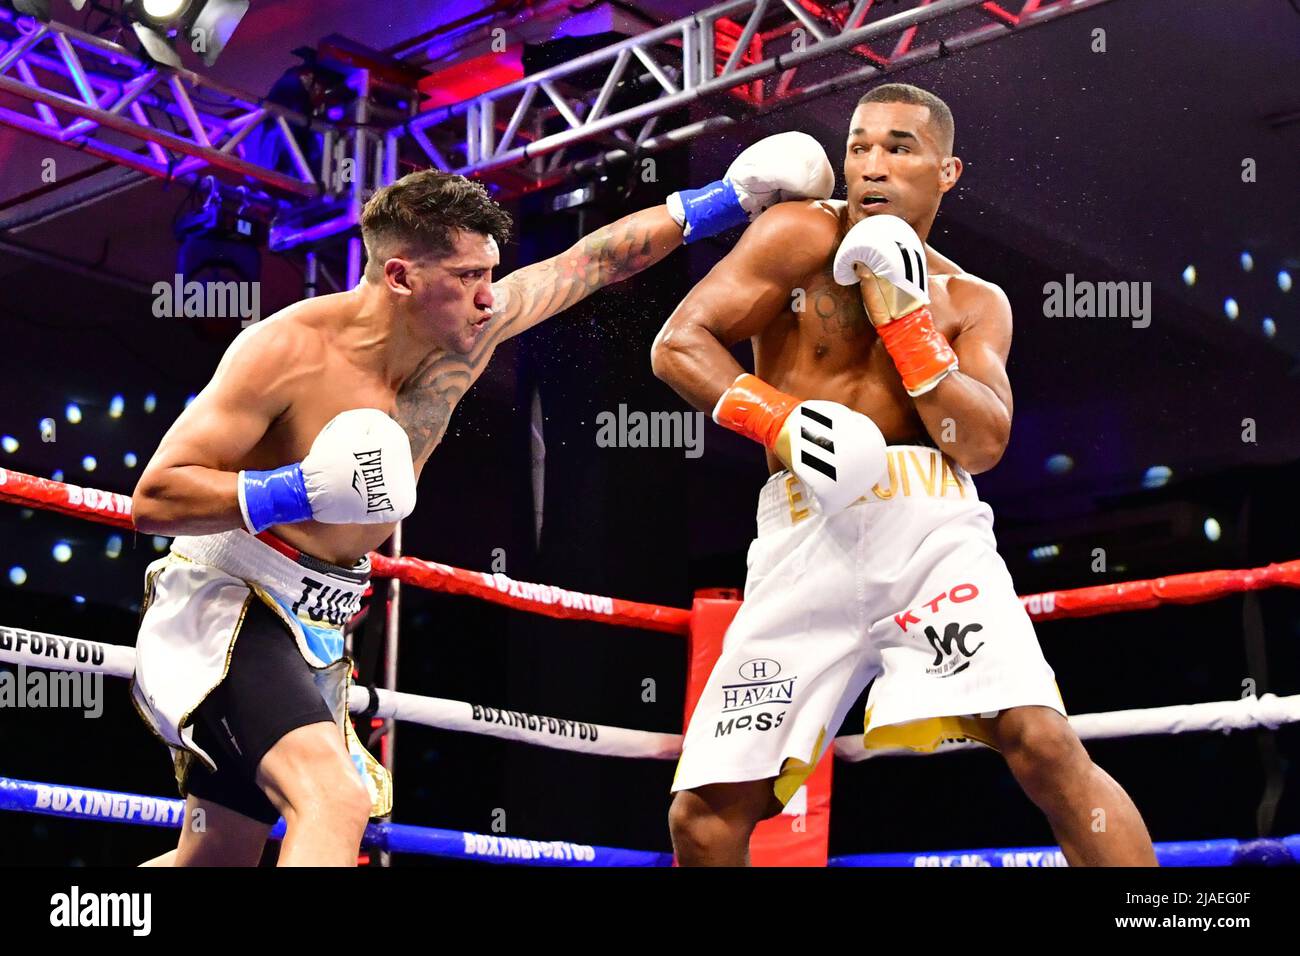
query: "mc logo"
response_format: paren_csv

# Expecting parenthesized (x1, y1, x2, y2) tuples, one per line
(923, 621, 985, 678)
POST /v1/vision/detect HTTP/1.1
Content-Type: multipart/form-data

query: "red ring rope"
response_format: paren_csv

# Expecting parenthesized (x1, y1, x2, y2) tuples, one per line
(2, 467, 1295, 629)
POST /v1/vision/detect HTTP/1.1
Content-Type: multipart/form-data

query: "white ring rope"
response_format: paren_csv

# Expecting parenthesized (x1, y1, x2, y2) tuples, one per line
(832, 693, 1300, 760)
(4, 624, 1298, 762)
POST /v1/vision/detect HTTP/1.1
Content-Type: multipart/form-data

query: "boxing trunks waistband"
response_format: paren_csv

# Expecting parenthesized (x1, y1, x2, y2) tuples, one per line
(169, 529, 370, 668)
(756, 445, 979, 537)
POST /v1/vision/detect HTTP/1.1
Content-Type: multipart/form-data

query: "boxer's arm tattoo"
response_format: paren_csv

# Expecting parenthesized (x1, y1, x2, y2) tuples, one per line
(492, 216, 659, 340)
(395, 215, 665, 463)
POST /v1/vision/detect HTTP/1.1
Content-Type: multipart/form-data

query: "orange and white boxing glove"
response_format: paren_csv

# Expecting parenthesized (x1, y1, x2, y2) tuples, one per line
(832, 214, 957, 397)
(713, 373, 887, 514)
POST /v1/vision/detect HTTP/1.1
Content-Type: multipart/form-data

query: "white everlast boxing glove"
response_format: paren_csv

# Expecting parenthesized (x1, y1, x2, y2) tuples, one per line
(712, 373, 887, 514)
(667, 131, 835, 243)
(237, 408, 417, 533)
(832, 214, 958, 397)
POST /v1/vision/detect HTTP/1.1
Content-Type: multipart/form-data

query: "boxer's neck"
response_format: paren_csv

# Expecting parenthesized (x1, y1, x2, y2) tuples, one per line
(342, 280, 446, 389)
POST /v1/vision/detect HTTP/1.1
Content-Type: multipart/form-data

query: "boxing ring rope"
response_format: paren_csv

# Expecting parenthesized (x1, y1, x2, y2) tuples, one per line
(6, 466, 1296, 630)
(0, 777, 671, 866)
(6, 626, 1300, 762)
(3, 772, 1296, 867)
(3, 465, 1299, 865)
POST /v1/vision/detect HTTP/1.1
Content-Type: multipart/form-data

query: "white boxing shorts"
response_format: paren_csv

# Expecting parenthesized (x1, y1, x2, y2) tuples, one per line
(672, 446, 1065, 805)
(130, 528, 391, 817)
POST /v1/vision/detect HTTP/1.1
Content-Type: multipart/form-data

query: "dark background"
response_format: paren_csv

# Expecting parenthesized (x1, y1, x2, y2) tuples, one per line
(1, 0, 1298, 864)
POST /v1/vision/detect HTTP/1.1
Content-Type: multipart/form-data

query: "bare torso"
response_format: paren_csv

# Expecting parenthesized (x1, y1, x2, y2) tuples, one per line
(754, 199, 968, 474)
(235, 291, 496, 565)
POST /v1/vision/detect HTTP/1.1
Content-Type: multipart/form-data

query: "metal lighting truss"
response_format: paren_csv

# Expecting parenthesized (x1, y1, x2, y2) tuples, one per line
(0, 0, 1120, 252)
(0, 10, 327, 196)
(394, 0, 1121, 189)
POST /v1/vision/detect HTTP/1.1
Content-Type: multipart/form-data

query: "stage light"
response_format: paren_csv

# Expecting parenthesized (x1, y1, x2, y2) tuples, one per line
(1142, 465, 1172, 489)
(82, 455, 97, 472)
(9, 567, 27, 585)
(53, 541, 72, 563)
(127, 0, 249, 68)
(106, 535, 123, 559)
(144, 394, 157, 413)
(1224, 298, 1239, 321)
(1240, 252, 1253, 272)
(141, 0, 188, 18)
(1203, 517, 1222, 542)
(124, 452, 139, 468)
(109, 395, 125, 418)
(1181, 265, 1196, 287)
(1, 436, 17, 453)
(65, 403, 82, 424)
(1045, 453, 1074, 476)
(1262, 318, 1276, 339)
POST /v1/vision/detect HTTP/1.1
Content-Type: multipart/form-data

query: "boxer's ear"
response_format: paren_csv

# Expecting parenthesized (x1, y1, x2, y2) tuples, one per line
(384, 257, 414, 296)
(938, 155, 963, 193)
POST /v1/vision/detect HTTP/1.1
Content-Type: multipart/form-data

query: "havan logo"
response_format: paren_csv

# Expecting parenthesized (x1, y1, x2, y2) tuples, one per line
(721, 658, 797, 713)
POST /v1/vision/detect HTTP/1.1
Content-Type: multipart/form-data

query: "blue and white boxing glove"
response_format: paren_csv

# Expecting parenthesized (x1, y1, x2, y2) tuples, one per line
(667, 131, 834, 244)
(237, 408, 417, 533)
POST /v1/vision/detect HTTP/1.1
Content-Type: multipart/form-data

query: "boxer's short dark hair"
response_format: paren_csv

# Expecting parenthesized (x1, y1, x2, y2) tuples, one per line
(856, 83, 955, 153)
(361, 169, 513, 279)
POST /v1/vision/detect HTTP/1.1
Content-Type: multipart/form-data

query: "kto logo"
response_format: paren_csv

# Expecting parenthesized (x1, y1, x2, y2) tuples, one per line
(739, 658, 781, 681)
(894, 583, 980, 632)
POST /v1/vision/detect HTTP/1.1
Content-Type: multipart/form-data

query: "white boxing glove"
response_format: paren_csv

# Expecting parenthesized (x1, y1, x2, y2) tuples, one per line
(238, 408, 417, 532)
(833, 214, 959, 397)
(832, 213, 930, 311)
(668, 131, 835, 243)
(713, 373, 888, 514)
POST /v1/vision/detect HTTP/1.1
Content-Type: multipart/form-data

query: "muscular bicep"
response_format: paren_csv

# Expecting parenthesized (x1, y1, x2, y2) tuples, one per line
(950, 282, 1014, 418)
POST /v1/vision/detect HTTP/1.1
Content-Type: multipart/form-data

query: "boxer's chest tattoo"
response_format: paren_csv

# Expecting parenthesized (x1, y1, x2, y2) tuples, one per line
(396, 358, 473, 463)
(808, 278, 870, 342)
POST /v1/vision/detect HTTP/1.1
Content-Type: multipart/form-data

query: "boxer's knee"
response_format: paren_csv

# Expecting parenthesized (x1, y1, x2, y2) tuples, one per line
(669, 781, 774, 863)
(257, 724, 372, 835)
(669, 792, 741, 861)
(994, 707, 1088, 794)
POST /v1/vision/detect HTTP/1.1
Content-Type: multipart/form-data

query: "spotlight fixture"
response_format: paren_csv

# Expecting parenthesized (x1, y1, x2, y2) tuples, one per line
(125, 0, 249, 68)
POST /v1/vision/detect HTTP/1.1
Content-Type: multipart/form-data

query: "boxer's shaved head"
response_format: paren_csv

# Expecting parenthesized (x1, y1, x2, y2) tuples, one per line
(856, 83, 954, 154)
(361, 170, 513, 280)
